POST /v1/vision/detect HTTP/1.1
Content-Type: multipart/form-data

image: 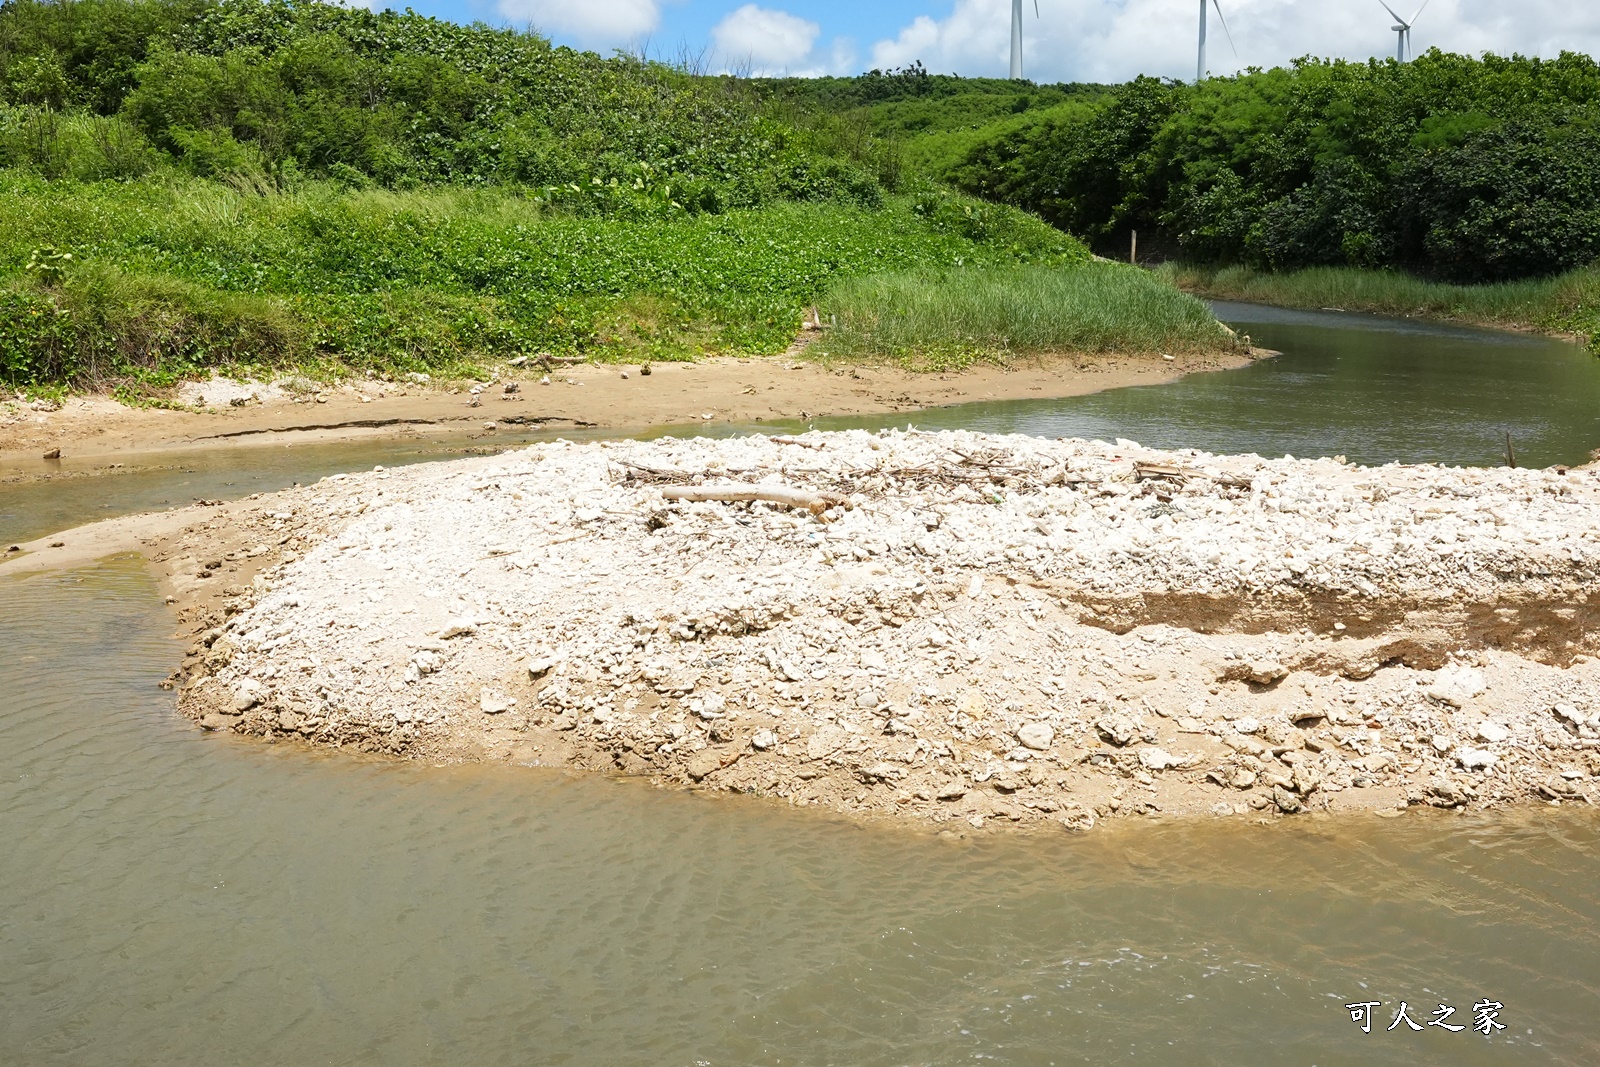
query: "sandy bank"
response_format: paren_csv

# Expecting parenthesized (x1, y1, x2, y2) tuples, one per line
(0, 348, 1257, 484)
(17, 428, 1597, 832)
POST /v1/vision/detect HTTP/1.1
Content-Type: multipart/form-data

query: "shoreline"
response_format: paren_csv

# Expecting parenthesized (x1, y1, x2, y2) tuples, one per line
(0, 348, 1261, 487)
(8, 428, 1599, 833)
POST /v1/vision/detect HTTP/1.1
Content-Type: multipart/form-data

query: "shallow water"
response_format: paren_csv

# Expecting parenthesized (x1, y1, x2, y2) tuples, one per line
(809, 301, 1600, 469)
(5, 304, 1600, 1063)
(1, 560, 1597, 1064)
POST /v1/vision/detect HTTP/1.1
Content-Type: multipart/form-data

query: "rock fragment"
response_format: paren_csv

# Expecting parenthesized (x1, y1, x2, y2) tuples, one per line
(1016, 722, 1054, 751)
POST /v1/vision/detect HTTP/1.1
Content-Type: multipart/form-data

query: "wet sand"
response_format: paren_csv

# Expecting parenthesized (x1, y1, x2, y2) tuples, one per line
(0, 348, 1259, 484)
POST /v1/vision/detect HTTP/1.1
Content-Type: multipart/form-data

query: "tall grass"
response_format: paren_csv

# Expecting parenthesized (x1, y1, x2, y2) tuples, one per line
(1160, 263, 1600, 353)
(816, 264, 1236, 370)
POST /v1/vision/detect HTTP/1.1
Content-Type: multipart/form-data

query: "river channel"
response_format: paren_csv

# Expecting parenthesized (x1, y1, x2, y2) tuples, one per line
(3, 305, 1599, 1064)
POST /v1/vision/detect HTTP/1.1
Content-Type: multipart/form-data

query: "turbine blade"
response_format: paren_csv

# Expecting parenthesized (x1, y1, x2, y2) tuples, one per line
(1211, 0, 1239, 59)
(1377, 0, 1406, 26)
(1410, 0, 1432, 24)
(1035, 0, 1040, 15)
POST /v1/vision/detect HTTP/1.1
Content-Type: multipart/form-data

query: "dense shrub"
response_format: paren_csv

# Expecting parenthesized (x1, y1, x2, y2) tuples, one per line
(948, 52, 1600, 282)
(0, 0, 880, 209)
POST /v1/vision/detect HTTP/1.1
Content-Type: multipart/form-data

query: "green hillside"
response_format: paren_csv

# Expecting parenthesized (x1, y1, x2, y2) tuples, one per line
(0, 0, 1229, 392)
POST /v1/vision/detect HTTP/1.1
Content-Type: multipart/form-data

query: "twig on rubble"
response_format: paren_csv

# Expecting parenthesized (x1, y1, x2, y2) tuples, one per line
(771, 435, 825, 450)
(662, 484, 844, 515)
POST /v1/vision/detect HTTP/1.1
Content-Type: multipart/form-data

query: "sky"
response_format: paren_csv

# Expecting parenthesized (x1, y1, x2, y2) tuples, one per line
(412, 0, 1600, 83)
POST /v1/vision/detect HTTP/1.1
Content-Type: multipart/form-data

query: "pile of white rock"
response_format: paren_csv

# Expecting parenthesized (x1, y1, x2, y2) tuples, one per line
(180, 429, 1600, 826)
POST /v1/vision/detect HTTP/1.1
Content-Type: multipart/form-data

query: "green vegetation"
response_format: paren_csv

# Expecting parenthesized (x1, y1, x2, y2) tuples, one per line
(947, 53, 1600, 285)
(756, 63, 1107, 181)
(0, 0, 1219, 392)
(0, 173, 1092, 388)
(819, 264, 1230, 370)
(1161, 263, 1600, 354)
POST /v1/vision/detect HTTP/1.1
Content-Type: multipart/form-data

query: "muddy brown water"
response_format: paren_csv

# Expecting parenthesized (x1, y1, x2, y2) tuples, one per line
(5, 305, 1600, 1064)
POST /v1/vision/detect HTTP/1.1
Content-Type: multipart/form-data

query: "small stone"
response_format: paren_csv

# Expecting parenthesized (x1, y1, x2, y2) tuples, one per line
(855, 689, 881, 709)
(1425, 776, 1464, 807)
(1457, 747, 1496, 771)
(751, 729, 778, 751)
(527, 657, 556, 679)
(1233, 716, 1262, 735)
(199, 713, 236, 732)
(480, 689, 515, 714)
(1271, 785, 1303, 814)
(1554, 704, 1584, 725)
(1230, 770, 1257, 790)
(685, 750, 722, 782)
(1431, 734, 1454, 754)
(1016, 722, 1054, 751)
(1094, 714, 1138, 747)
(690, 693, 727, 719)
(439, 620, 477, 640)
(1228, 659, 1287, 685)
(1221, 733, 1268, 757)
(1475, 721, 1510, 744)
(42, 448, 61, 459)
(1137, 747, 1176, 771)
(232, 680, 264, 712)
(1425, 666, 1487, 708)
(1291, 763, 1321, 794)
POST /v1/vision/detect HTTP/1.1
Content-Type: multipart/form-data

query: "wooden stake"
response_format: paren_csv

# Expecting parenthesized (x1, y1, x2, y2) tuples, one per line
(1505, 430, 1517, 469)
(1130, 229, 1139, 265)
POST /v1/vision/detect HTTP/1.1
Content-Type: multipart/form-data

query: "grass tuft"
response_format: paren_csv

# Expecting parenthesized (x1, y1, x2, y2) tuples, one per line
(815, 264, 1237, 370)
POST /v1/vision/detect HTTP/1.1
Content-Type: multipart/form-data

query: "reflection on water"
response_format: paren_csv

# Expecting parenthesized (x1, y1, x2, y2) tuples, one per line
(807, 301, 1600, 469)
(2, 561, 1598, 1065)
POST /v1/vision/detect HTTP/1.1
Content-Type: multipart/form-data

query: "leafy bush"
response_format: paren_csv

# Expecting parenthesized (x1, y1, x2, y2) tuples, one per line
(950, 53, 1600, 282)
(0, 0, 890, 212)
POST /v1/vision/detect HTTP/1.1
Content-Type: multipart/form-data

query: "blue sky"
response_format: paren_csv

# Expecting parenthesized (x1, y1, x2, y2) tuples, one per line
(380, 1, 1600, 84)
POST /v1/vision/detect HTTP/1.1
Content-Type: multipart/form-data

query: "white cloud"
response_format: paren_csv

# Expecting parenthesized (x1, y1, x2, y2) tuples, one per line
(499, 0, 661, 47)
(869, 0, 1600, 84)
(713, 5, 823, 73)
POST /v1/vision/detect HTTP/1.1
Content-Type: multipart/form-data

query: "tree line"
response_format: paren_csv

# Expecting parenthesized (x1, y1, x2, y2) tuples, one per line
(943, 52, 1600, 282)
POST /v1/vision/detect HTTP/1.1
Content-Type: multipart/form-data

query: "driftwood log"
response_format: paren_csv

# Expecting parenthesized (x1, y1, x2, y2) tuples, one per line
(663, 484, 845, 515)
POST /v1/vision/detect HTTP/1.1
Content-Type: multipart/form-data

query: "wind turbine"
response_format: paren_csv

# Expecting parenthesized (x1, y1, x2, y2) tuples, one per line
(1010, 0, 1039, 80)
(1379, 0, 1432, 61)
(1196, 0, 1238, 83)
